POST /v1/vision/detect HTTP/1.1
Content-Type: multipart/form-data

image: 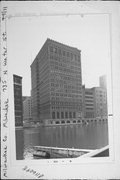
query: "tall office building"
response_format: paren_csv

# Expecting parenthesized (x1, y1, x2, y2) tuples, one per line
(31, 38, 82, 125)
(23, 96, 32, 123)
(13, 74, 23, 127)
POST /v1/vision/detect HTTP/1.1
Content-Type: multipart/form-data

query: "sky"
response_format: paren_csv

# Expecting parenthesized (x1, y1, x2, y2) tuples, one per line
(7, 3, 111, 96)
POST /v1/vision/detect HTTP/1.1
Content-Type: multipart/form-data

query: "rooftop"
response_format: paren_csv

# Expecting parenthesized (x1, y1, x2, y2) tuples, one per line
(31, 38, 81, 67)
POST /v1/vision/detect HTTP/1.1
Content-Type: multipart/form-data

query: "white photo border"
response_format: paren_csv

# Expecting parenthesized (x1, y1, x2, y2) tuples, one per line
(1, 1, 120, 179)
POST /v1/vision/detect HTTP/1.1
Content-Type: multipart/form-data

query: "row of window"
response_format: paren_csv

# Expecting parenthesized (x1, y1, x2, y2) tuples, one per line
(85, 103, 94, 106)
(15, 111, 23, 116)
(50, 78, 81, 84)
(86, 107, 94, 110)
(51, 106, 80, 111)
(51, 87, 81, 93)
(51, 93, 81, 99)
(85, 95, 94, 99)
(85, 99, 94, 103)
(52, 93, 72, 98)
(51, 101, 81, 105)
(52, 111, 76, 119)
(50, 65, 81, 75)
(51, 82, 81, 88)
(85, 112, 95, 118)
(52, 120, 81, 125)
(49, 46, 80, 62)
(51, 96, 82, 101)
(50, 82, 81, 90)
(50, 72, 81, 81)
(50, 56, 80, 68)
(50, 60, 81, 71)
(50, 74, 81, 82)
(85, 91, 93, 95)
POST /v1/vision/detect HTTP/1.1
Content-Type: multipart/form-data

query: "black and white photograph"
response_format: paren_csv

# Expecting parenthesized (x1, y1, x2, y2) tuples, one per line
(12, 6, 110, 161)
(1, 1, 120, 179)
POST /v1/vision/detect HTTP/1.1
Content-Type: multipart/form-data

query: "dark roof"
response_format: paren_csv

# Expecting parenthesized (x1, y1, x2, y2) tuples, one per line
(46, 38, 81, 52)
(13, 74, 22, 79)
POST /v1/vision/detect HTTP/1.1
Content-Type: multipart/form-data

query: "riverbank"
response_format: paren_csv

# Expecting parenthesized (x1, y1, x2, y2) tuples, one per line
(21, 117, 108, 129)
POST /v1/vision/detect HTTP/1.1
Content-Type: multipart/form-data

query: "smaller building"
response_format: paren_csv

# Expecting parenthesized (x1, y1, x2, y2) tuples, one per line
(23, 96, 32, 123)
(13, 74, 23, 127)
(99, 75, 107, 90)
(82, 85, 95, 119)
(93, 87, 108, 120)
(82, 78, 108, 121)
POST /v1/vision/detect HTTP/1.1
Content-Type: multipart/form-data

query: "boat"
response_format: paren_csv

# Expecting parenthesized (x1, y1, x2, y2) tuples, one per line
(33, 150, 50, 158)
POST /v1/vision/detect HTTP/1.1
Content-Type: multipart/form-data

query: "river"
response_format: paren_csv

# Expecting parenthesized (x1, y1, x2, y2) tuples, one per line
(15, 121, 108, 160)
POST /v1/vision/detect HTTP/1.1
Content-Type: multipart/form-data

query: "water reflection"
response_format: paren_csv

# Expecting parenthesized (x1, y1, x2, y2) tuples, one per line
(16, 121, 108, 160)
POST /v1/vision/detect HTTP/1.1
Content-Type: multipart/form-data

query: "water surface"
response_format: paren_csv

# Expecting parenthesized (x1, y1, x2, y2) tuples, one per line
(16, 121, 108, 160)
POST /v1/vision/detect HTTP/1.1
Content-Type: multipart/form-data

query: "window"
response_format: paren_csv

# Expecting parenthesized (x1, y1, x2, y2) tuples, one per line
(56, 121, 60, 124)
(67, 52, 70, 57)
(71, 53, 73, 59)
(57, 112, 60, 119)
(65, 112, 68, 118)
(69, 112, 72, 118)
(67, 120, 70, 123)
(73, 112, 76, 118)
(50, 46, 53, 52)
(52, 112, 55, 119)
(58, 49, 62, 55)
(61, 112, 64, 119)
(63, 51, 65, 56)
(74, 55, 76, 60)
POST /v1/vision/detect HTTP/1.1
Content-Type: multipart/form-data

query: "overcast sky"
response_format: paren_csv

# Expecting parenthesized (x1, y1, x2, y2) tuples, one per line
(7, 3, 111, 96)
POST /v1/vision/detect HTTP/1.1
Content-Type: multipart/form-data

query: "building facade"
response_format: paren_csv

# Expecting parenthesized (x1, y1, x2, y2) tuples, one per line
(93, 87, 108, 120)
(99, 75, 107, 90)
(31, 38, 82, 125)
(23, 96, 32, 123)
(82, 79, 108, 121)
(13, 74, 23, 127)
(22, 96, 29, 102)
(82, 85, 95, 119)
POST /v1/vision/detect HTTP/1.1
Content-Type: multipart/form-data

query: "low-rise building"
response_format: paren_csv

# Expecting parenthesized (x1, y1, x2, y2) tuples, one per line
(93, 87, 108, 120)
(82, 76, 108, 121)
(82, 85, 95, 119)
